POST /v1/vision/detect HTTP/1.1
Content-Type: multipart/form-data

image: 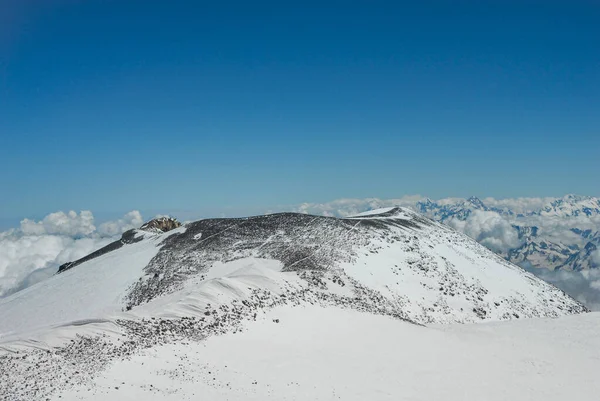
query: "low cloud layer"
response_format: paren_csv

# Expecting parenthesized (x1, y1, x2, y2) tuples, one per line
(20, 210, 96, 237)
(523, 263, 600, 311)
(593, 250, 600, 266)
(0, 211, 144, 297)
(446, 210, 523, 254)
(98, 211, 144, 237)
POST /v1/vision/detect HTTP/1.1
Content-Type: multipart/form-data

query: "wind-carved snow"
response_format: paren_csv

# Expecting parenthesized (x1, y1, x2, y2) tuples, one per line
(207, 258, 283, 280)
(51, 306, 600, 401)
(0, 208, 589, 400)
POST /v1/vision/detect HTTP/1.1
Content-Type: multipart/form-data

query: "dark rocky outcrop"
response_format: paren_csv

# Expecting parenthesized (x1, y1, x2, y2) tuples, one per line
(140, 217, 182, 233)
(57, 218, 181, 274)
(57, 229, 144, 274)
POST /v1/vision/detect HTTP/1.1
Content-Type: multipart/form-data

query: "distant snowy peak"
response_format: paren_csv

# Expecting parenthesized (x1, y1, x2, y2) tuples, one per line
(415, 198, 475, 220)
(539, 195, 600, 217)
(571, 228, 600, 241)
(416, 194, 600, 220)
(416, 195, 517, 219)
(466, 196, 487, 210)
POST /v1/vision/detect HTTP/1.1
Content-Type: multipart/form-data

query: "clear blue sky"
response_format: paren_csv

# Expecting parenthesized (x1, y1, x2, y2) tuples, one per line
(1, 0, 598, 220)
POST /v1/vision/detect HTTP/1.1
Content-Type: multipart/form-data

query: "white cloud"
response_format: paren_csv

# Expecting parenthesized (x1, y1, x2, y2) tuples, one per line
(523, 264, 600, 311)
(515, 214, 600, 246)
(0, 210, 145, 297)
(592, 250, 600, 266)
(447, 210, 523, 254)
(20, 210, 96, 237)
(0, 234, 112, 297)
(98, 210, 144, 237)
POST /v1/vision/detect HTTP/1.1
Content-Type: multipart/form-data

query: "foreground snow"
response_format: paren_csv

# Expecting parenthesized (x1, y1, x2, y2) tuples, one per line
(53, 305, 600, 401)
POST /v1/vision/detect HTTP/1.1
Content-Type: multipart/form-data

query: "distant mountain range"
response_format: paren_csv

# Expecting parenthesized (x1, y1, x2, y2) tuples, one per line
(413, 195, 600, 271)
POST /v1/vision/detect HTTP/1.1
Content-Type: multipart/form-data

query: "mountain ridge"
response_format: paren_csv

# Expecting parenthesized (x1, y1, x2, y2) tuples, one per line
(0, 207, 589, 400)
(2, 207, 585, 340)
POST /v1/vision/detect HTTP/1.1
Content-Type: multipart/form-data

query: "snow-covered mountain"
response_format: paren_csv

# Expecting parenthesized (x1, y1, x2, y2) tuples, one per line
(0, 208, 588, 400)
(538, 195, 600, 218)
(416, 194, 600, 219)
(414, 195, 600, 271)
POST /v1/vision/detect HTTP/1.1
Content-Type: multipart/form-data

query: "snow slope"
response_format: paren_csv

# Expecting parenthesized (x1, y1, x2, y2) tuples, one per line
(52, 305, 600, 401)
(132, 208, 585, 323)
(0, 231, 162, 344)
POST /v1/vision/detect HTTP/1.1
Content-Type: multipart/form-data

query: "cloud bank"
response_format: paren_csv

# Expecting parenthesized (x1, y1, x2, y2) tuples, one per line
(523, 264, 600, 311)
(98, 211, 144, 237)
(593, 250, 600, 265)
(446, 210, 523, 254)
(20, 210, 96, 237)
(0, 211, 144, 297)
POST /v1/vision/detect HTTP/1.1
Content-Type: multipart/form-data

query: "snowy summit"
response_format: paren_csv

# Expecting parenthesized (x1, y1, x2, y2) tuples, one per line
(0, 208, 597, 401)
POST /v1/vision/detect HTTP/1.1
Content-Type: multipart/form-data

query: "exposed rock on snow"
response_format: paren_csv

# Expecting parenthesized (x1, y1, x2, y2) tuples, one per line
(140, 217, 182, 234)
(123, 208, 585, 323)
(0, 207, 590, 400)
(56, 229, 146, 274)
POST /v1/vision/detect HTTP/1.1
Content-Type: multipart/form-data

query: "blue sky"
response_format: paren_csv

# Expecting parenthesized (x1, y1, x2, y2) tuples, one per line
(1, 0, 599, 220)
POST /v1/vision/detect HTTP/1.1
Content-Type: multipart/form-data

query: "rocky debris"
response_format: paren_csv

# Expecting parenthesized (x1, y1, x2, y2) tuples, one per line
(0, 270, 418, 400)
(52, 207, 586, 325)
(140, 217, 182, 234)
(123, 210, 433, 309)
(121, 210, 586, 322)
